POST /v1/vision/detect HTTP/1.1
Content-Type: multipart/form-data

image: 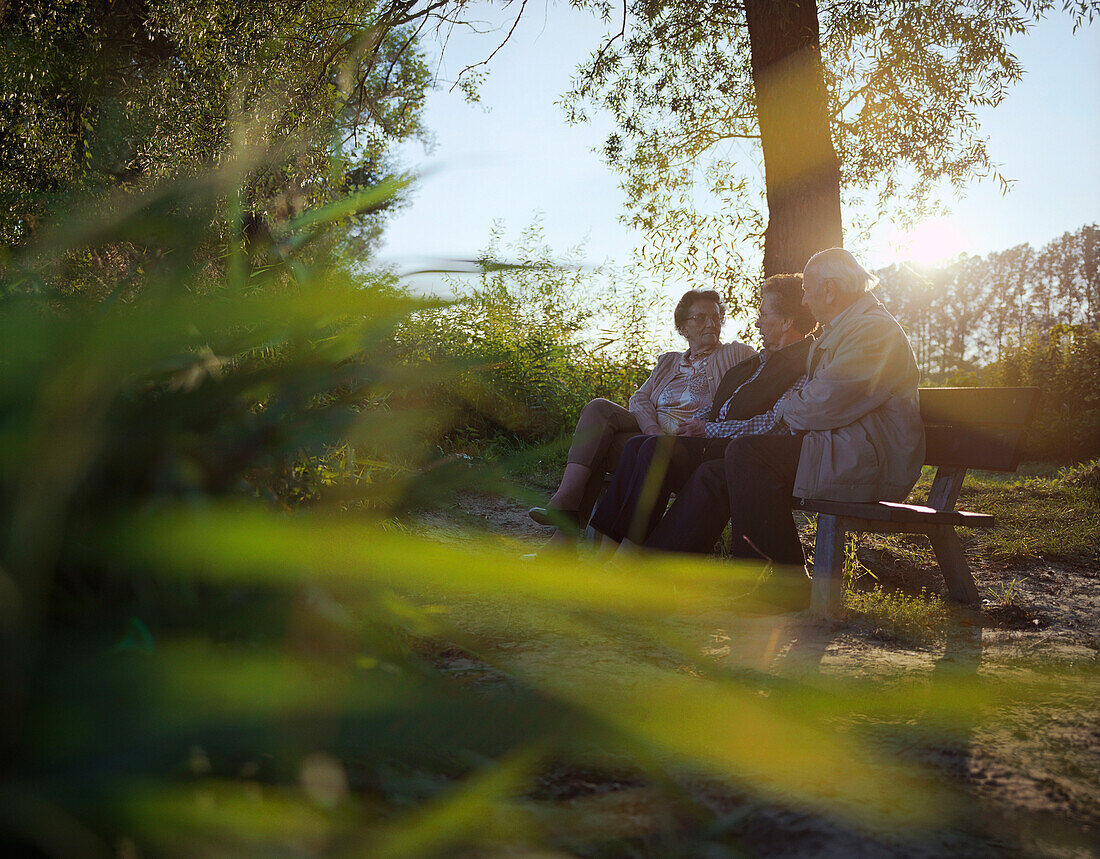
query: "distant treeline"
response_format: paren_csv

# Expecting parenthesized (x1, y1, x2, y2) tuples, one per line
(875, 224, 1099, 378)
(873, 224, 1099, 463)
(395, 222, 1099, 463)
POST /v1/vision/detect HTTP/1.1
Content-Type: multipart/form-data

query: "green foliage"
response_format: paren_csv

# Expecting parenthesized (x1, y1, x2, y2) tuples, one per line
(0, 0, 436, 258)
(843, 532, 875, 586)
(994, 324, 1100, 462)
(562, 1, 1098, 286)
(845, 585, 949, 646)
(394, 221, 654, 448)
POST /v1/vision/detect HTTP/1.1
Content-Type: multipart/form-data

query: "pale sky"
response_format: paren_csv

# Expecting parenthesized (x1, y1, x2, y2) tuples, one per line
(380, 3, 1099, 286)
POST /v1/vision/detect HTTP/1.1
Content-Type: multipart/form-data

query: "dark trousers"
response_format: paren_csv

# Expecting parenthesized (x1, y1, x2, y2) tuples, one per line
(645, 432, 806, 564)
(588, 434, 727, 544)
(727, 433, 806, 566)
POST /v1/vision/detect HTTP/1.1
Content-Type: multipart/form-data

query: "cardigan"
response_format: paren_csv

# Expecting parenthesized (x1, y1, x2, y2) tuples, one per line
(628, 340, 754, 434)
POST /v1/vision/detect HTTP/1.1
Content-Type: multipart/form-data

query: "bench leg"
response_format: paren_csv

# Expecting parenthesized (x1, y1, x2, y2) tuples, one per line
(929, 525, 980, 604)
(810, 514, 847, 619)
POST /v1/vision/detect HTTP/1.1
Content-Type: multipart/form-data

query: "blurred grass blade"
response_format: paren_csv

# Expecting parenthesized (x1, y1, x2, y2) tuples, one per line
(120, 781, 337, 855)
(107, 505, 763, 615)
(362, 751, 539, 859)
(282, 175, 413, 245)
(547, 667, 948, 828)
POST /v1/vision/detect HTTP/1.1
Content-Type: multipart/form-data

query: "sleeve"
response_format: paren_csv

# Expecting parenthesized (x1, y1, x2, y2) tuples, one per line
(777, 320, 916, 432)
(705, 375, 808, 439)
(628, 352, 674, 434)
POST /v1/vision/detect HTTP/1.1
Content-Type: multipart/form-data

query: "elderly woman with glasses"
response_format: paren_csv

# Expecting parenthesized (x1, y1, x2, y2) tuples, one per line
(529, 288, 753, 544)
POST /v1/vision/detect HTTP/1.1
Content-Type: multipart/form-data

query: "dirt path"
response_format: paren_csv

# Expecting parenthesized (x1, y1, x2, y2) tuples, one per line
(412, 491, 1099, 857)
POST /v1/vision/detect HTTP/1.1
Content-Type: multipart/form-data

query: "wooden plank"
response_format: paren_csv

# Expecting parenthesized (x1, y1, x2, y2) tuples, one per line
(837, 517, 994, 536)
(919, 387, 1040, 426)
(794, 388, 1041, 611)
(927, 466, 966, 511)
(799, 499, 901, 521)
(929, 525, 980, 604)
(924, 424, 1028, 471)
(810, 514, 848, 619)
(800, 498, 994, 527)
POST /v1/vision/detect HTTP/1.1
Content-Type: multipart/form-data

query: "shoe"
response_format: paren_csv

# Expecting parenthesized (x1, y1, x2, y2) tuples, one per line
(527, 506, 580, 530)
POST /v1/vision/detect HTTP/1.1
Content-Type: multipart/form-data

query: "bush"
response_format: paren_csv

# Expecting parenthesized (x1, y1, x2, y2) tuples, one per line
(992, 324, 1100, 462)
(393, 221, 655, 449)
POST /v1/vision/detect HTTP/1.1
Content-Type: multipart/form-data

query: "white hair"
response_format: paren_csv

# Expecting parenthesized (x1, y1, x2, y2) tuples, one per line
(805, 247, 879, 295)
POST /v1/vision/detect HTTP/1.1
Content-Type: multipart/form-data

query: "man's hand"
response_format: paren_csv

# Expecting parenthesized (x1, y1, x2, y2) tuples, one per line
(676, 419, 706, 437)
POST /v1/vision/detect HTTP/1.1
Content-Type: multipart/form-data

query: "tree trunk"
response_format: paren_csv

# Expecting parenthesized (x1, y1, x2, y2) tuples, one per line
(743, 0, 843, 276)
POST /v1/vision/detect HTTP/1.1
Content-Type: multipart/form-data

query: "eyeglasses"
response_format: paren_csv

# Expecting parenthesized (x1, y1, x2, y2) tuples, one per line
(684, 313, 722, 325)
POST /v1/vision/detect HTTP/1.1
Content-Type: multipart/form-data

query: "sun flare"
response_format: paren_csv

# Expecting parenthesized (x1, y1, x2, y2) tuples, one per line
(885, 217, 970, 266)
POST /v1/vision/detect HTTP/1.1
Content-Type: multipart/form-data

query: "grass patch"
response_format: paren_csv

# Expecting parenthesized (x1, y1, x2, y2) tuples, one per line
(865, 463, 1100, 568)
(490, 434, 571, 495)
(983, 577, 1022, 606)
(844, 585, 949, 646)
(1058, 458, 1100, 503)
(960, 471, 1100, 563)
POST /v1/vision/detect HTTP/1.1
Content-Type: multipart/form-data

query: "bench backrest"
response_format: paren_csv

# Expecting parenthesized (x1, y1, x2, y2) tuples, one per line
(919, 387, 1040, 472)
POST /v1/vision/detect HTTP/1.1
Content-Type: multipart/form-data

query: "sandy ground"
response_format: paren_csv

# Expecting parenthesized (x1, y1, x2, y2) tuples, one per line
(412, 491, 1099, 858)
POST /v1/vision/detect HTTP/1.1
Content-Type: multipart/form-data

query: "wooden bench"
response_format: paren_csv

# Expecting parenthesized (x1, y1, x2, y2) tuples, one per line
(799, 386, 1040, 619)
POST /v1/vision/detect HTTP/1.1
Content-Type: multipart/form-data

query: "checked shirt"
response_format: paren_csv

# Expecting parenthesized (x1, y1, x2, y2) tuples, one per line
(699, 352, 809, 440)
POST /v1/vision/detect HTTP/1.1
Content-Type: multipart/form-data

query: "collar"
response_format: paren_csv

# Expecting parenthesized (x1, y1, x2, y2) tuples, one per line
(683, 345, 717, 363)
(821, 291, 879, 334)
(764, 332, 815, 361)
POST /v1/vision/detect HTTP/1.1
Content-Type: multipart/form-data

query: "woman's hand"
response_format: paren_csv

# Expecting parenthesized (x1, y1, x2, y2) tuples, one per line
(676, 419, 706, 437)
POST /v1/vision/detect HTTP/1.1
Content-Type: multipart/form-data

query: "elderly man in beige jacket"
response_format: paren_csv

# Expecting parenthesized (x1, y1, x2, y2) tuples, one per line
(645, 248, 924, 601)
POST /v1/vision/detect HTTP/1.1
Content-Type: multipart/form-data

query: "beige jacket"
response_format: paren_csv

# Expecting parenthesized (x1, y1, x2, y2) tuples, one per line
(629, 341, 754, 433)
(776, 293, 924, 502)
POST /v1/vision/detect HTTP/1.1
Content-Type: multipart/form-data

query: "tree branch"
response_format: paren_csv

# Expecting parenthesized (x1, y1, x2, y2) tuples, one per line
(450, 0, 529, 91)
(589, 0, 628, 75)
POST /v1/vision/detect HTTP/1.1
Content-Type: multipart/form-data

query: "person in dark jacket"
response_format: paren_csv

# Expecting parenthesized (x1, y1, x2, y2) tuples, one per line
(589, 274, 817, 546)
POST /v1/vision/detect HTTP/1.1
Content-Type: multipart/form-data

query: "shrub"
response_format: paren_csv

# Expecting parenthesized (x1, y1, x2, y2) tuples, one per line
(993, 324, 1100, 462)
(393, 221, 655, 448)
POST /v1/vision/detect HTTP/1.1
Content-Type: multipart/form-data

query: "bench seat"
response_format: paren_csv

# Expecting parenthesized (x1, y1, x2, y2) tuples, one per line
(802, 386, 1039, 619)
(799, 498, 995, 528)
